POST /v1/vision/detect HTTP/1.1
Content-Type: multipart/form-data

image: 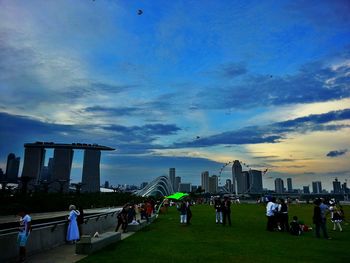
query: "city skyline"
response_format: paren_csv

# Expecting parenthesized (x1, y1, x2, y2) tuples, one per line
(1, 1, 349, 190)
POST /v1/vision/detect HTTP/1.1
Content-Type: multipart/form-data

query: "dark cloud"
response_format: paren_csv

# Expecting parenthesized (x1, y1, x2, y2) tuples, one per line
(172, 109, 350, 148)
(195, 53, 350, 110)
(85, 106, 141, 116)
(0, 112, 182, 156)
(326, 149, 348, 158)
(221, 63, 247, 78)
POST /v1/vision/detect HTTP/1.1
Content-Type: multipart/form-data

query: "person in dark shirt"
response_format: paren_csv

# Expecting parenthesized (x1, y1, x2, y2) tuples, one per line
(222, 197, 231, 226)
(313, 198, 331, 239)
(290, 216, 302, 236)
(214, 198, 223, 224)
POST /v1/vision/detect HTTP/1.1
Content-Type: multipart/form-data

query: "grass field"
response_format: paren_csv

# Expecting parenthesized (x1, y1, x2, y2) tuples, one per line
(79, 203, 350, 263)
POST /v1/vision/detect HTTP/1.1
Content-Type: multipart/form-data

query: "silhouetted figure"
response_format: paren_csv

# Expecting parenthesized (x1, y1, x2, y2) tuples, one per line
(313, 198, 330, 239)
(222, 197, 231, 226)
(115, 205, 129, 233)
(77, 207, 85, 237)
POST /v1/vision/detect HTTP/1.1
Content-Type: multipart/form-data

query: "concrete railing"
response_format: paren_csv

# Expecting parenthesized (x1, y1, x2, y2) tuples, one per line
(0, 208, 121, 262)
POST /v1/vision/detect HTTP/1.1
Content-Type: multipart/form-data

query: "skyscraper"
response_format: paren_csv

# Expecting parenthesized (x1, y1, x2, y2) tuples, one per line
(225, 179, 232, 193)
(51, 148, 74, 192)
(287, 178, 293, 192)
(333, 178, 341, 194)
(274, 178, 284, 194)
(312, 181, 322, 194)
(209, 175, 218, 194)
(5, 153, 20, 183)
(201, 171, 209, 192)
(81, 149, 101, 193)
(22, 147, 46, 183)
(174, 176, 181, 192)
(232, 160, 242, 194)
(249, 170, 263, 193)
(169, 168, 175, 190)
(241, 171, 250, 193)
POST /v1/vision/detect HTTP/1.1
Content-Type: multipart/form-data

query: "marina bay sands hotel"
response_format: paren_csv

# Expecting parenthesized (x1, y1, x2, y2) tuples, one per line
(22, 142, 115, 193)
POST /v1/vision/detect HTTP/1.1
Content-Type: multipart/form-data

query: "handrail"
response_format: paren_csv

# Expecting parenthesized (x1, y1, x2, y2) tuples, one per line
(0, 208, 121, 236)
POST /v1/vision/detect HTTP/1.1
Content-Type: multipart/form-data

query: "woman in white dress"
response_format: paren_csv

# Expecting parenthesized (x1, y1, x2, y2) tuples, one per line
(67, 205, 80, 243)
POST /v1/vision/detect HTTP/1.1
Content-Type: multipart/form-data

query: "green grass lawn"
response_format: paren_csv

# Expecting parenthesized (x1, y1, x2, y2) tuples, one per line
(79, 203, 350, 263)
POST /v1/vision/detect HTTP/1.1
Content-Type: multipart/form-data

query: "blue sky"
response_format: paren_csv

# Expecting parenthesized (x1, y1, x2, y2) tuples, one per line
(0, 0, 349, 190)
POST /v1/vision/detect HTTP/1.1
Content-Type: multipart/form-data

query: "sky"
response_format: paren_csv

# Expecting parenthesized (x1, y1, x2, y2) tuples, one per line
(0, 0, 349, 191)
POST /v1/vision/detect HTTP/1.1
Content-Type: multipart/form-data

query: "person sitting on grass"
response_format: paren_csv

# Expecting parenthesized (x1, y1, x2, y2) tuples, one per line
(290, 216, 302, 236)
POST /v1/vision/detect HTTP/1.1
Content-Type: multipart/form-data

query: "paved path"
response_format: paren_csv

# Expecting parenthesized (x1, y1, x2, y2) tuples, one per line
(26, 229, 136, 263)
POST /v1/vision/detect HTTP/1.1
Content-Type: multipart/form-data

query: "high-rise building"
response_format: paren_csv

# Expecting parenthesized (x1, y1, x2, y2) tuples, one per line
(312, 181, 322, 194)
(201, 171, 209, 192)
(179, 183, 191, 193)
(232, 160, 242, 194)
(22, 147, 46, 183)
(249, 170, 263, 193)
(81, 149, 101, 193)
(333, 178, 341, 194)
(241, 171, 250, 193)
(5, 153, 20, 183)
(174, 176, 181, 192)
(209, 175, 218, 193)
(287, 178, 293, 192)
(169, 168, 175, 190)
(274, 178, 284, 194)
(303, 186, 310, 194)
(104, 181, 109, 188)
(225, 179, 232, 193)
(191, 185, 198, 192)
(50, 148, 74, 192)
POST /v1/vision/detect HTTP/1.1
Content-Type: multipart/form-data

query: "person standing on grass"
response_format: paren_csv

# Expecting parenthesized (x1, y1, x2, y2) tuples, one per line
(222, 197, 232, 226)
(18, 208, 31, 262)
(329, 202, 343, 232)
(178, 201, 187, 224)
(266, 197, 277, 231)
(278, 198, 289, 232)
(67, 205, 80, 243)
(313, 198, 331, 239)
(214, 198, 223, 224)
(186, 200, 192, 225)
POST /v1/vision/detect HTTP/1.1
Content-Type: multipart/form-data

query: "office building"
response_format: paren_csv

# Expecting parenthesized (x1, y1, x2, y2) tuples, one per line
(169, 168, 175, 190)
(312, 181, 322, 194)
(287, 178, 293, 192)
(174, 176, 181, 192)
(179, 183, 191, 193)
(274, 178, 284, 194)
(209, 175, 218, 194)
(333, 178, 341, 194)
(225, 179, 232, 193)
(249, 169, 263, 193)
(231, 160, 242, 194)
(5, 153, 20, 183)
(240, 171, 250, 193)
(201, 171, 209, 192)
(303, 186, 310, 194)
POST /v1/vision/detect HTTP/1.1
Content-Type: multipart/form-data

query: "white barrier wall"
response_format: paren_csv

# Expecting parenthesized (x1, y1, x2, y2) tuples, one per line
(0, 211, 120, 262)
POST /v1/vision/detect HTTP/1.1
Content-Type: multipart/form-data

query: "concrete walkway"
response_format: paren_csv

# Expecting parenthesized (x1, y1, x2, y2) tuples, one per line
(26, 229, 136, 263)
(26, 230, 137, 263)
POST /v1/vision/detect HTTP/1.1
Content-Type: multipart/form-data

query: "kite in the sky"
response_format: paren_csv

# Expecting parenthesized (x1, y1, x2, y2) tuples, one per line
(138, 9, 143, 15)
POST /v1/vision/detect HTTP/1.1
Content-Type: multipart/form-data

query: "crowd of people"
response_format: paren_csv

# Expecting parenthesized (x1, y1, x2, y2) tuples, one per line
(16, 195, 346, 262)
(265, 196, 345, 239)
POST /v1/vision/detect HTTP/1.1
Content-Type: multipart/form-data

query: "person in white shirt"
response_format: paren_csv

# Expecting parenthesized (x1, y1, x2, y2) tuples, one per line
(18, 208, 32, 262)
(266, 197, 277, 231)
